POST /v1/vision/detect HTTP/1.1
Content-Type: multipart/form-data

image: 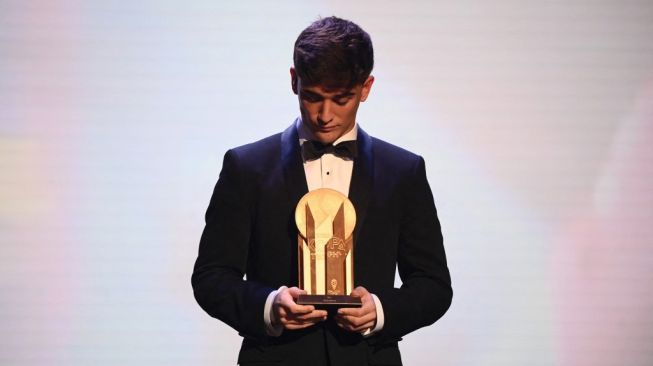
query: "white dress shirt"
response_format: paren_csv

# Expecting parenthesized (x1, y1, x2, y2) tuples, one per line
(263, 118, 385, 337)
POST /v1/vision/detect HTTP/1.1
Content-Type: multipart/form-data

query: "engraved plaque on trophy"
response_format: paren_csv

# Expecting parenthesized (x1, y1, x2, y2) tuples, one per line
(295, 188, 361, 310)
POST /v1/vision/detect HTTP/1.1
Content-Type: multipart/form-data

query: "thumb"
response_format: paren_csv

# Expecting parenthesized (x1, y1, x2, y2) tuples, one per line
(287, 286, 307, 298)
(350, 286, 368, 297)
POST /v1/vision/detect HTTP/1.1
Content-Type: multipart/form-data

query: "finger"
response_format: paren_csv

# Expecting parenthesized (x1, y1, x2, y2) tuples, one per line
(337, 306, 363, 317)
(284, 322, 319, 330)
(335, 319, 375, 333)
(336, 317, 376, 332)
(289, 310, 328, 321)
(277, 306, 287, 318)
(336, 311, 376, 328)
(276, 287, 309, 307)
(279, 294, 315, 315)
(283, 320, 315, 329)
(285, 302, 315, 315)
(277, 303, 319, 319)
(281, 294, 314, 313)
(281, 316, 326, 329)
(350, 321, 376, 332)
(338, 302, 374, 317)
(335, 308, 377, 329)
(282, 318, 323, 326)
(338, 295, 374, 316)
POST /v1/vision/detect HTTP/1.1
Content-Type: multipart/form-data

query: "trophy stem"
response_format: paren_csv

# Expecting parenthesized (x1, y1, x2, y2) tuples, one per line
(306, 203, 316, 294)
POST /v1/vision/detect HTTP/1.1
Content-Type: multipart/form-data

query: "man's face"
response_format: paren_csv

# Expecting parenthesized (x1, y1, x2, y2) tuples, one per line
(291, 68, 374, 144)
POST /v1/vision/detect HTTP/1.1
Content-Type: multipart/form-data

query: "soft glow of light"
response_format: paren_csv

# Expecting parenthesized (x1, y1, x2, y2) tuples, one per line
(1, 1, 652, 365)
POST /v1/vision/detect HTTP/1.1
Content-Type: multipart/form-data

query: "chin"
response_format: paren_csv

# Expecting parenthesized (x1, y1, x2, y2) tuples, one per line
(314, 132, 339, 144)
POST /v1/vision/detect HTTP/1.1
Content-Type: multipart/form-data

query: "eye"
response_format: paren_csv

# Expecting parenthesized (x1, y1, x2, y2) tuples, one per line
(334, 97, 350, 105)
(301, 91, 322, 103)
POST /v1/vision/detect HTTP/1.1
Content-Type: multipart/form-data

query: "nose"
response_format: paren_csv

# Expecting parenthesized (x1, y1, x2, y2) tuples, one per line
(317, 101, 334, 125)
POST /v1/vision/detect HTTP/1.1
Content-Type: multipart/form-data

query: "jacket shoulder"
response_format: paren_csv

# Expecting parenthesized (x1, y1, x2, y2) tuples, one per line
(370, 136, 423, 168)
(214, 132, 285, 180)
(230, 133, 283, 160)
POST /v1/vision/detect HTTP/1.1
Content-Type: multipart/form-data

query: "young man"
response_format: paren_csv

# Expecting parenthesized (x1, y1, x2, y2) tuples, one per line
(192, 16, 452, 366)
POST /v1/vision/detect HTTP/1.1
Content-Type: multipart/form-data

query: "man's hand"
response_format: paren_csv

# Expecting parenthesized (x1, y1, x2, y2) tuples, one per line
(272, 287, 328, 330)
(334, 286, 377, 333)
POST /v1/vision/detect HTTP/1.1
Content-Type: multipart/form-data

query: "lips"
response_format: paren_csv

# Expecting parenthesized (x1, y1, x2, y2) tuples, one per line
(317, 125, 338, 132)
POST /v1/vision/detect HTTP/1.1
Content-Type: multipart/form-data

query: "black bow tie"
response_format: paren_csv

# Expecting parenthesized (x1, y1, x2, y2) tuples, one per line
(302, 140, 358, 161)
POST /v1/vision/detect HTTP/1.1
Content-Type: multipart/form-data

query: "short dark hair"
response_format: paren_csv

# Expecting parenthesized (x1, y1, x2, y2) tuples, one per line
(293, 16, 374, 89)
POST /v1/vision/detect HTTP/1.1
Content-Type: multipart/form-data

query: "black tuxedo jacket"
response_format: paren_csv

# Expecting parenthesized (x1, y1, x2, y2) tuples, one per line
(192, 122, 452, 366)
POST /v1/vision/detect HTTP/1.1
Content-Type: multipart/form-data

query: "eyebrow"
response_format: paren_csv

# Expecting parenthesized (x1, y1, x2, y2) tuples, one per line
(334, 92, 355, 98)
(301, 89, 354, 99)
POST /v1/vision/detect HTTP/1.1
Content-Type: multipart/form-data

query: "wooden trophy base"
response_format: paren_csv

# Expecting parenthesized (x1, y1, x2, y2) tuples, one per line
(297, 294, 362, 312)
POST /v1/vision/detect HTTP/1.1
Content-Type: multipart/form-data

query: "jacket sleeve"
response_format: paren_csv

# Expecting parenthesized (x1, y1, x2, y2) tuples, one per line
(191, 149, 273, 340)
(373, 156, 452, 343)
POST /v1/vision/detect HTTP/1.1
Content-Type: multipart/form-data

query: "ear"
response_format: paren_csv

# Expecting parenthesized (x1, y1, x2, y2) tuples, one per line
(359, 75, 375, 102)
(290, 67, 298, 95)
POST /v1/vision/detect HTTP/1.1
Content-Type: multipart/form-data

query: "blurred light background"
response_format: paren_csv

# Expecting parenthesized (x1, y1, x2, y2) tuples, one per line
(1, 1, 652, 365)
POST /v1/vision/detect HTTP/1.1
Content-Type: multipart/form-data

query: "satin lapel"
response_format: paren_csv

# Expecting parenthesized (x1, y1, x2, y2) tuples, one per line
(281, 121, 309, 206)
(349, 127, 374, 242)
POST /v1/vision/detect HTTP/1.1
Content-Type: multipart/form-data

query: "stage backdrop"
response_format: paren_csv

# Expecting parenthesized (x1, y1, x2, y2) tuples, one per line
(1, 1, 652, 365)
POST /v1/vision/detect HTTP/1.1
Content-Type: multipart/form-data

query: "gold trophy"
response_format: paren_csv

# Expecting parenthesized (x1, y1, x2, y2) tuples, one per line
(295, 188, 361, 309)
